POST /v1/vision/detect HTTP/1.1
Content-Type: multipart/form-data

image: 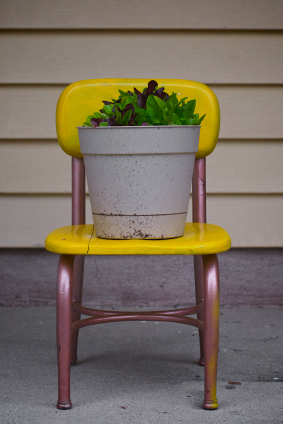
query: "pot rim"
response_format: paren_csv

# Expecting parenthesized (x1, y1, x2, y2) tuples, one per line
(77, 125, 201, 130)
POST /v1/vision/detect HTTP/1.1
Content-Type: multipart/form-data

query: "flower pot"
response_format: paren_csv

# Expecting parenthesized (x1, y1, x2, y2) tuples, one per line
(78, 125, 200, 239)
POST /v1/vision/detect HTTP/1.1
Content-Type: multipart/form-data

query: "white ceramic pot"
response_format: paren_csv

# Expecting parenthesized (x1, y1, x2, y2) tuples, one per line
(78, 126, 200, 239)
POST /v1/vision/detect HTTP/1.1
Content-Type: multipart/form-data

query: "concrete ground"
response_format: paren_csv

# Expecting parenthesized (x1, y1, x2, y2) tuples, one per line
(1, 306, 282, 424)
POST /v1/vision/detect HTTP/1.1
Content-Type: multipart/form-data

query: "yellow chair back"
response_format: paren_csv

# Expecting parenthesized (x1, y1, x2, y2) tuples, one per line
(56, 78, 220, 158)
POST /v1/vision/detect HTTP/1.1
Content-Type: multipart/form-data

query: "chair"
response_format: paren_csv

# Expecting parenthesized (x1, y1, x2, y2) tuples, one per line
(45, 78, 231, 410)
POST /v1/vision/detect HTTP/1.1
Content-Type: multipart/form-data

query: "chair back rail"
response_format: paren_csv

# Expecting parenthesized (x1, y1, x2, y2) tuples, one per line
(72, 157, 86, 225)
(192, 158, 206, 223)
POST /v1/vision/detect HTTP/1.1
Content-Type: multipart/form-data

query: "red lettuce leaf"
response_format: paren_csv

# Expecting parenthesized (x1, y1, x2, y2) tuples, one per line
(146, 80, 158, 95)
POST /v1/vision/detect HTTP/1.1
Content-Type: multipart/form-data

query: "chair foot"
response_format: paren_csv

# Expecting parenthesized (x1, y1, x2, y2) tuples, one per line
(198, 357, 204, 366)
(203, 399, 218, 410)
(57, 400, 72, 410)
(71, 357, 77, 365)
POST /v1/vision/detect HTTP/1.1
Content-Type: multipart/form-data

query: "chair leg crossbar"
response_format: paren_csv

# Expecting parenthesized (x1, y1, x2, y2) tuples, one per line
(71, 301, 204, 331)
(56, 252, 220, 411)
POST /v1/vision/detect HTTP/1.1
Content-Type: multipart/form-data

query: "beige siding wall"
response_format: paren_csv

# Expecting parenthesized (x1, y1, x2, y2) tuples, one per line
(0, 1, 282, 247)
(1, 0, 282, 29)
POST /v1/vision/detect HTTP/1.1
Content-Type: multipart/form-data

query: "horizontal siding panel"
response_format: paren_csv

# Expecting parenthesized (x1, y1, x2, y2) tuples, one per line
(1, 31, 283, 84)
(207, 141, 283, 194)
(1, 86, 283, 140)
(0, 0, 282, 29)
(1, 140, 283, 194)
(0, 194, 282, 248)
(0, 86, 61, 140)
(206, 195, 283, 248)
(213, 86, 283, 139)
(0, 141, 71, 193)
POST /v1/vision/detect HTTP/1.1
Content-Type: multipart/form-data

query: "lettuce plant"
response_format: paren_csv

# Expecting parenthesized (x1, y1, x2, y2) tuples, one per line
(83, 80, 205, 127)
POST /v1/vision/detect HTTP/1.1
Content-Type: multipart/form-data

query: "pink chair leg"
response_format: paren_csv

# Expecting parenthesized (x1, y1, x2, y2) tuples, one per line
(57, 254, 75, 410)
(202, 254, 220, 410)
(71, 255, 85, 365)
(194, 255, 205, 366)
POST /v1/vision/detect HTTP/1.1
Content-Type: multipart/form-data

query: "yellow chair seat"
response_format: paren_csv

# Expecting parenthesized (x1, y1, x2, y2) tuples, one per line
(45, 223, 231, 256)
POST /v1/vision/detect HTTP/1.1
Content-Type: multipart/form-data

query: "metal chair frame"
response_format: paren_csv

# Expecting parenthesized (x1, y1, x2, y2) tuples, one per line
(56, 155, 220, 410)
